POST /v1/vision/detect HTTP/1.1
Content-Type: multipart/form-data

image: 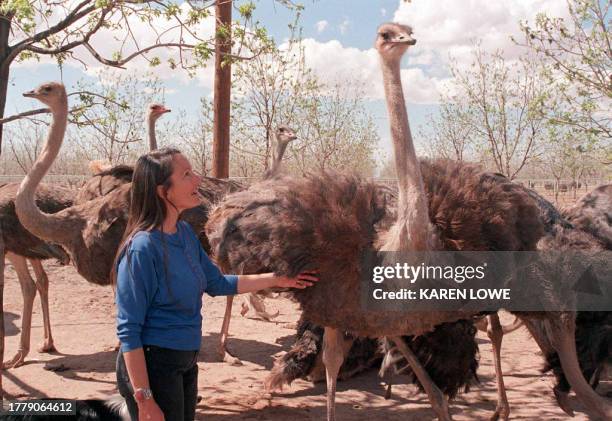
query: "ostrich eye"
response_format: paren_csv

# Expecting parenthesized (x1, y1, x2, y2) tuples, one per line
(381, 32, 390, 41)
(43, 86, 52, 92)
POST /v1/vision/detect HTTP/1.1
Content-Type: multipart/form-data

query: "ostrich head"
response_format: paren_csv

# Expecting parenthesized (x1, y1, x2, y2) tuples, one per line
(23, 82, 67, 111)
(275, 125, 297, 144)
(148, 103, 171, 121)
(375, 23, 416, 61)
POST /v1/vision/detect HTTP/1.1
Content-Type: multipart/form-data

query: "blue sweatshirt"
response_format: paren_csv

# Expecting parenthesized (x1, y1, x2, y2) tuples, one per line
(115, 221, 238, 352)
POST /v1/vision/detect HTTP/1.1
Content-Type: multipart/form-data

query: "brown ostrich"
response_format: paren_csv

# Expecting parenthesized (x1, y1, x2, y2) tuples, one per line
(0, 83, 131, 400)
(74, 103, 171, 205)
(266, 315, 479, 405)
(0, 183, 72, 369)
(205, 23, 611, 420)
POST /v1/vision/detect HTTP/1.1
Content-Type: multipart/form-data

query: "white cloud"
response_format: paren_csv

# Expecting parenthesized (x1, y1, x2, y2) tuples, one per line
(291, 0, 570, 104)
(393, 0, 569, 69)
(294, 38, 446, 104)
(316, 20, 329, 33)
(381, 8, 387, 17)
(338, 18, 350, 35)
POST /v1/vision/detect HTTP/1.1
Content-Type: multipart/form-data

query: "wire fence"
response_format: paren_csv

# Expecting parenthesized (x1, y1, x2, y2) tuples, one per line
(2, 174, 609, 206)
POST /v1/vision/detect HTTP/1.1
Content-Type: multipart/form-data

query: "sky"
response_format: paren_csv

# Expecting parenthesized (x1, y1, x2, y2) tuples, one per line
(9, 0, 571, 170)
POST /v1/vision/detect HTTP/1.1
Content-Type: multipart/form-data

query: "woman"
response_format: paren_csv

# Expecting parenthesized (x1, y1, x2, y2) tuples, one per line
(114, 147, 317, 421)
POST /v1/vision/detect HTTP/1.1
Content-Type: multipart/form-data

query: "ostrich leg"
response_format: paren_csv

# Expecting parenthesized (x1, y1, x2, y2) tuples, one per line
(389, 336, 452, 421)
(323, 327, 345, 421)
(30, 259, 55, 353)
(487, 313, 510, 421)
(240, 293, 279, 321)
(521, 318, 575, 416)
(218, 295, 241, 365)
(476, 313, 523, 334)
(547, 314, 612, 420)
(2, 254, 36, 368)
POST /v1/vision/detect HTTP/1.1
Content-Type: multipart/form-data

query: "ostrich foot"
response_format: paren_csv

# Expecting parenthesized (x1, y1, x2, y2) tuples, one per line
(553, 387, 575, 417)
(384, 383, 393, 400)
(222, 350, 243, 366)
(38, 341, 56, 353)
(217, 345, 243, 366)
(240, 299, 280, 321)
(490, 403, 510, 421)
(3, 350, 28, 369)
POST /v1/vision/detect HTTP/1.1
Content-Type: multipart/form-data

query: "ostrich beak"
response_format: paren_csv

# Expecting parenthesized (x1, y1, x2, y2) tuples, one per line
(162, 107, 171, 113)
(23, 90, 37, 98)
(394, 33, 416, 45)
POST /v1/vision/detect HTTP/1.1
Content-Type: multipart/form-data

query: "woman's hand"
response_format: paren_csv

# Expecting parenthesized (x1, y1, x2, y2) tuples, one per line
(138, 399, 165, 421)
(276, 271, 319, 289)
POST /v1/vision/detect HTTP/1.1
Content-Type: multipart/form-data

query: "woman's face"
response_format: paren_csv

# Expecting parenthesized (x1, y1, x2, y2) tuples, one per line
(160, 153, 202, 213)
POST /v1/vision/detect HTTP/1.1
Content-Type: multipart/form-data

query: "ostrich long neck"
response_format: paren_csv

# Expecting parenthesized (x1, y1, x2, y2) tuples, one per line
(148, 115, 157, 150)
(381, 56, 430, 251)
(268, 138, 289, 178)
(15, 103, 71, 244)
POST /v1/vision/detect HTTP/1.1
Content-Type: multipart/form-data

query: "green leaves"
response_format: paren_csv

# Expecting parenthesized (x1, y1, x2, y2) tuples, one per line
(238, 2, 256, 20)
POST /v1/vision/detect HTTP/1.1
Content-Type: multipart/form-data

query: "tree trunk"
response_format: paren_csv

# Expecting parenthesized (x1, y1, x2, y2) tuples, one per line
(211, 0, 232, 179)
(0, 15, 13, 157)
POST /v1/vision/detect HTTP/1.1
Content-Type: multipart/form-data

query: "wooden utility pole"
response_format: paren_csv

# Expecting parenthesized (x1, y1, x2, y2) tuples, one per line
(212, 0, 232, 178)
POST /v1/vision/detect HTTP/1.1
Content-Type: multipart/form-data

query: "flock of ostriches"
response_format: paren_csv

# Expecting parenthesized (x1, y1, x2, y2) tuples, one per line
(0, 23, 609, 421)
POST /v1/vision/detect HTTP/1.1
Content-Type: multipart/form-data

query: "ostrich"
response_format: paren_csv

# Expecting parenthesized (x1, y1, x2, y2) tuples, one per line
(205, 23, 611, 420)
(0, 182, 72, 369)
(563, 183, 611, 248)
(265, 315, 479, 404)
(522, 185, 612, 416)
(74, 103, 171, 205)
(216, 125, 298, 363)
(0, 82, 131, 400)
(146, 102, 170, 151)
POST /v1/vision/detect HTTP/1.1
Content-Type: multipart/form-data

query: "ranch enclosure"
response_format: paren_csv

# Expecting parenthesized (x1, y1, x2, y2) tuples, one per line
(2, 258, 609, 420)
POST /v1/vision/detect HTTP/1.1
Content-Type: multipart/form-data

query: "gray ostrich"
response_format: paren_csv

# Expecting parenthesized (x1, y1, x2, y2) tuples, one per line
(205, 23, 611, 420)
(146, 102, 171, 151)
(563, 183, 611, 249)
(522, 185, 611, 417)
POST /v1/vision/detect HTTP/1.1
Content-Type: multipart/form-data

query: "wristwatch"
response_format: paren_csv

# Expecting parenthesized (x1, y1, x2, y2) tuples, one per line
(133, 387, 153, 403)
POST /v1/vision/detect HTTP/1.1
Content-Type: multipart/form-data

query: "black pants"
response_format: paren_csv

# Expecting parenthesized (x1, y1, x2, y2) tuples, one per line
(116, 345, 199, 421)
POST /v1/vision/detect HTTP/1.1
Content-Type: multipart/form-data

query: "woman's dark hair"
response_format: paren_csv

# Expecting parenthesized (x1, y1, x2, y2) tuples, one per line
(111, 147, 181, 285)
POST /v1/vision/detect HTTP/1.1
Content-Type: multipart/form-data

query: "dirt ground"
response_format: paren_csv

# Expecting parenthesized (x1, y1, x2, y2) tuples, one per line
(2, 260, 609, 420)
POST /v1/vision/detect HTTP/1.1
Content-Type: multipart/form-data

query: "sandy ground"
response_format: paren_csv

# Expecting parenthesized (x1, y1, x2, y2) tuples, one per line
(2, 260, 609, 420)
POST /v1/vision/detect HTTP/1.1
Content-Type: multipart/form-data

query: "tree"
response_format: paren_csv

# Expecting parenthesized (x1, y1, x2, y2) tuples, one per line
(230, 16, 379, 178)
(290, 80, 379, 176)
(230, 13, 314, 176)
(419, 102, 477, 162)
(518, 0, 611, 140)
(442, 48, 548, 179)
(70, 72, 166, 164)
(536, 124, 601, 202)
(168, 98, 214, 175)
(0, 0, 284, 155)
